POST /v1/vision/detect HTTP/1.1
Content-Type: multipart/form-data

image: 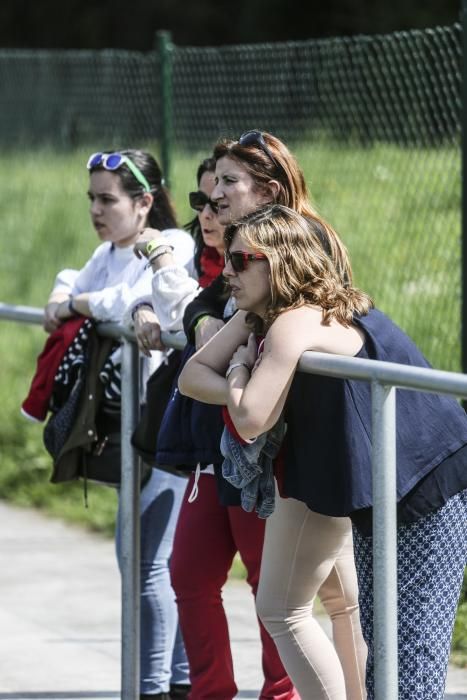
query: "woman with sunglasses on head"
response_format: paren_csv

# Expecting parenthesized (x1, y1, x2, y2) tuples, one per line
(179, 204, 467, 700)
(178, 132, 367, 700)
(183, 130, 351, 347)
(134, 155, 298, 700)
(43, 150, 194, 700)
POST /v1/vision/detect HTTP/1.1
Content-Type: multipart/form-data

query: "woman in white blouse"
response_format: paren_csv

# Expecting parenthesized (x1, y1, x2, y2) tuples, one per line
(43, 150, 194, 700)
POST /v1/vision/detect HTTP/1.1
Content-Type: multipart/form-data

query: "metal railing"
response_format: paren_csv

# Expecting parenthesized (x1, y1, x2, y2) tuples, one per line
(2, 300, 467, 699)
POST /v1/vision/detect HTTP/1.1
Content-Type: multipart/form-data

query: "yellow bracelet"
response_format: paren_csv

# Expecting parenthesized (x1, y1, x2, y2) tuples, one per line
(193, 315, 209, 332)
(145, 239, 162, 256)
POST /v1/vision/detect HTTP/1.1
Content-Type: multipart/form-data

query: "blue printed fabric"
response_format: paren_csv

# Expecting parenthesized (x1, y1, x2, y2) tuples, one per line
(353, 488, 467, 700)
(220, 417, 285, 518)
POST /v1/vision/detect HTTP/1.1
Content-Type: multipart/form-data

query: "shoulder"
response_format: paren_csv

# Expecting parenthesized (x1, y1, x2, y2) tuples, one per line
(267, 307, 322, 342)
(264, 307, 321, 361)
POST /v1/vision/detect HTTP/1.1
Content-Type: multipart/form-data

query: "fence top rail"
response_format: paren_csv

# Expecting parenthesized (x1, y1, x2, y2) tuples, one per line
(2, 301, 467, 399)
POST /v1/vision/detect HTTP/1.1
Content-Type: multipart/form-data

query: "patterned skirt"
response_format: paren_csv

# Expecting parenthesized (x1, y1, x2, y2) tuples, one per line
(353, 488, 467, 700)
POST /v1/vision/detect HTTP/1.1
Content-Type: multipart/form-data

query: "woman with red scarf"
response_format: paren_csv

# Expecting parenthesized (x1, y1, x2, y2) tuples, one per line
(133, 157, 298, 700)
(131, 158, 225, 344)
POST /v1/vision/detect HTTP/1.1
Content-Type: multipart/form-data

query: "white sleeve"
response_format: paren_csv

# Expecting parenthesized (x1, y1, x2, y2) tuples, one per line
(50, 268, 80, 295)
(87, 266, 155, 322)
(123, 292, 155, 329)
(161, 228, 196, 276)
(151, 266, 201, 331)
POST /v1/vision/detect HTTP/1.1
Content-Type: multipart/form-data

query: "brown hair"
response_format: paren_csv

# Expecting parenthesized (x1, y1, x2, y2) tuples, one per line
(213, 132, 315, 217)
(225, 204, 373, 330)
(214, 131, 352, 285)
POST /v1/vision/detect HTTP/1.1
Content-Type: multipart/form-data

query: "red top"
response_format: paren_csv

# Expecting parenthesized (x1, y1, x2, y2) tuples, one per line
(21, 316, 87, 421)
(198, 247, 224, 288)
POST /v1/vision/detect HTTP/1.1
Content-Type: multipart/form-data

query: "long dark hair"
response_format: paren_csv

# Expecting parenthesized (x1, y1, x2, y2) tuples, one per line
(185, 156, 217, 276)
(89, 149, 178, 230)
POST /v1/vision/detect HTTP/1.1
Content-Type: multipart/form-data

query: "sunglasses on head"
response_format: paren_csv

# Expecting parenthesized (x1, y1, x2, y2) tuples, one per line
(224, 249, 267, 273)
(87, 152, 152, 193)
(237, 130, 279, 169)
(189, 190, 219, 214)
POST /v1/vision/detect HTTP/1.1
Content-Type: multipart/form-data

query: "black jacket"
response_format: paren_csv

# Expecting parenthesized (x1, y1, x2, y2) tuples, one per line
(183, 273, 229, 344)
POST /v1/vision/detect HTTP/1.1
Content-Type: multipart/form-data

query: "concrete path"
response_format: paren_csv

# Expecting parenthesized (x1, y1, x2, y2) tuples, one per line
(0, 500, 465, 700)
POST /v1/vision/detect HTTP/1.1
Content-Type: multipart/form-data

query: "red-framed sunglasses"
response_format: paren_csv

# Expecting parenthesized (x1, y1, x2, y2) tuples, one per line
(224, 249, 268, 272)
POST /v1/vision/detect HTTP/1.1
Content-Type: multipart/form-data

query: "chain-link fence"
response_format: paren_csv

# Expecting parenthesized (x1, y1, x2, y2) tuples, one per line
(0, 24, 462, 370)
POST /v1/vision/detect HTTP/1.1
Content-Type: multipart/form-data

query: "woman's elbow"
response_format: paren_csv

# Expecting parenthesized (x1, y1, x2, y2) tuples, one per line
(178, 364, 195, 397)
(231, 413, 266, 442)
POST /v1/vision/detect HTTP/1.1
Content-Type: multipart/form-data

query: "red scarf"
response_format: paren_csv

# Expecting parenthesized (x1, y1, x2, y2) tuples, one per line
(198, 246, 224, 288)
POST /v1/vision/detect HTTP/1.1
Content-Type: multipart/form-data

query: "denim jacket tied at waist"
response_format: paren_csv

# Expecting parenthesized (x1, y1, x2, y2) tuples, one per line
(220, 416, 286, 518)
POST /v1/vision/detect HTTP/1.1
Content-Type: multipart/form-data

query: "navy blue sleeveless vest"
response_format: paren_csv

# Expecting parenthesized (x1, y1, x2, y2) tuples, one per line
(283, 308, 467, 516)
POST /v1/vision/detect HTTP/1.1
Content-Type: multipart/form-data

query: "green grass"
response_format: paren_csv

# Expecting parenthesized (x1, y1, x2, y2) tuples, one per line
(0, 143, 465, 657)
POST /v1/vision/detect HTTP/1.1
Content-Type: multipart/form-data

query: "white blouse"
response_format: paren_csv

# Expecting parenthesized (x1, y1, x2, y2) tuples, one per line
(52, 228, 196, 323)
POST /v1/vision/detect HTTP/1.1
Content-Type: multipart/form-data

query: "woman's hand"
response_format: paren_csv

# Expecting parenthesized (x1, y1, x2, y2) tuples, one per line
(229, 333, 257, 370)
(43, 301, 62, 333)
(133, 228, 166, 260)
(195, 316, 225, 349)
(55, 299, 75, 321)
(133, 306, 164, 356)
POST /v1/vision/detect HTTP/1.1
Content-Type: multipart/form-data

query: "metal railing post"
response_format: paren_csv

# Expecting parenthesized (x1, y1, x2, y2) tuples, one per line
(3, 303, 467, 696)
(156, 29, 174, 190)
(371, 381, 398, 699)
(120, 338, 141, 700)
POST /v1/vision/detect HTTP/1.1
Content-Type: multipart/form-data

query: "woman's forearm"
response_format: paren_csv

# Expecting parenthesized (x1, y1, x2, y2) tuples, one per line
(71, 293, 92, 317)
(178, 361, 229, 405)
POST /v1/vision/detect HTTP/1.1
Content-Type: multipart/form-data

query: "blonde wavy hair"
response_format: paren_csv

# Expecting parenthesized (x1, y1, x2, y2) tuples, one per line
(225, 205, 373, 329)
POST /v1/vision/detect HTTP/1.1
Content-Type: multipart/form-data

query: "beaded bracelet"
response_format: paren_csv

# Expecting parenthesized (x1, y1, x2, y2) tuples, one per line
(147, 245, 174, 265)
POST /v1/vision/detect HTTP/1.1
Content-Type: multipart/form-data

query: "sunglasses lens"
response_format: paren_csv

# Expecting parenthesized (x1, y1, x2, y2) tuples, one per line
(104, 153, 123, 170)
(87, 152, 103, 170)
(238, 130, 261, 147)
(189, 191, 207, 210)
(189, 191, 218, 213)
(230, 253, 245, 272)
(238, 130, 278, 170)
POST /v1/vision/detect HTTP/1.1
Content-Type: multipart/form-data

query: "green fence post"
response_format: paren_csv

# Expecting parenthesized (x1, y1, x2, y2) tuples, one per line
(463, 0, 467, 381)
(156, 30, 174, 190)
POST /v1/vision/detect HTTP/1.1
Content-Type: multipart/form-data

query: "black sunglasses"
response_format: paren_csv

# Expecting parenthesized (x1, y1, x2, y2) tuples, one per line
(189, 190, 219, 214)
(237, 130, 280, 169)
(224, 249, 268, 273)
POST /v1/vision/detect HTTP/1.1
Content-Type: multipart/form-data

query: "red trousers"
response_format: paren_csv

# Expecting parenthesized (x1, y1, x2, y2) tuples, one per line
(170, 474, 297, 700)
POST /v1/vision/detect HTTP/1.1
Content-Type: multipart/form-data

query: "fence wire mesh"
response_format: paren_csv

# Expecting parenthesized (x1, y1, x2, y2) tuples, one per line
(0, 23, 462, 369)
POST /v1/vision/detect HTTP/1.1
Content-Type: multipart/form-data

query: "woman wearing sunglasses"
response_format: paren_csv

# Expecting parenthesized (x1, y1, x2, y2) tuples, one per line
(134, 156, 298, 700)
(131, 157, 226, 339)
(178, 132, 367, 700)
(179, 204, 467, 700)
(43, 149, 194, 700)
